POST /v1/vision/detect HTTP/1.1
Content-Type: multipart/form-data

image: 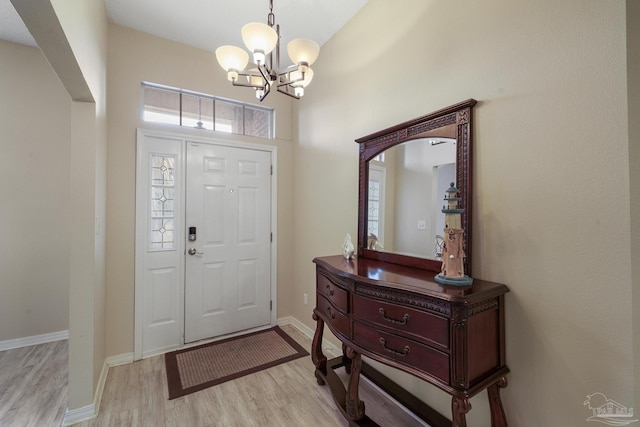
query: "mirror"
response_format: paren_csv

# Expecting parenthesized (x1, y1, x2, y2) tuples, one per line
(356, 99, 476, 273)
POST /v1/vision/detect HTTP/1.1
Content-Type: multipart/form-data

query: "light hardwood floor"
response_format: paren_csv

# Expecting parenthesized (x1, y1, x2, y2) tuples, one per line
(0, 325, 427, 427)
(0, 339, 68, 427)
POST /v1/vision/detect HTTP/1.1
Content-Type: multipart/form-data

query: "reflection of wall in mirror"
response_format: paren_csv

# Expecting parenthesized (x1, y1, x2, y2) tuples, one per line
(393, 140, 455, 258)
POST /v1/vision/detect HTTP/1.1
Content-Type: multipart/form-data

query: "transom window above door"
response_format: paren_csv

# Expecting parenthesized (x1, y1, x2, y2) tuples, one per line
(142, 82, 274, 139)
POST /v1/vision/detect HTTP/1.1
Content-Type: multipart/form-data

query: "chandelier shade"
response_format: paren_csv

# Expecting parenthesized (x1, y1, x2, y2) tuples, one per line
(215, 0, 319, 101)
(287, 38, 320, 66)
(241, 23, 278, 58)
(215, 45, 249, 81)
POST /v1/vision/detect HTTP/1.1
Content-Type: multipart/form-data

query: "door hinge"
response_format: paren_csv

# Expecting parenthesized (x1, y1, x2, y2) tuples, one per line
(270, 300, 273, 311)
(270, 232, 273, 242)
(270, 165, 273, 175)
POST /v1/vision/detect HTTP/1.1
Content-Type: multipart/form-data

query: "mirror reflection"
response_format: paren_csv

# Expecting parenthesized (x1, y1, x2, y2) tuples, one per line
(366, 134, 456, 261)
(356, 99, 476, 273)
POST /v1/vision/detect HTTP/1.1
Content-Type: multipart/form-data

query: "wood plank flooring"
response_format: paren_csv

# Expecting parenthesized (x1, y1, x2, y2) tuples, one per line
(0, 339, 68, 427)
(0, 325, 427, 426)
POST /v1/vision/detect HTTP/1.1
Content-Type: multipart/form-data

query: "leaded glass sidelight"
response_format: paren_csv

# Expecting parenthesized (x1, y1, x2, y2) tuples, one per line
(150, 155, 176, 250)
(368, 179, 380, 237)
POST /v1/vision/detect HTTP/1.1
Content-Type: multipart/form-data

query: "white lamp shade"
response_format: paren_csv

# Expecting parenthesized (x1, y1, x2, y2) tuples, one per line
(215, 45, 249, 71)
(287, 38, 320, 65)
(290, 67, 314, 88)
(241, 23, 278, 54)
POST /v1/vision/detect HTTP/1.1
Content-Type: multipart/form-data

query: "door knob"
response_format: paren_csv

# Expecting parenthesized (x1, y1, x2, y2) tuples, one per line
(188, 248, 203, 256)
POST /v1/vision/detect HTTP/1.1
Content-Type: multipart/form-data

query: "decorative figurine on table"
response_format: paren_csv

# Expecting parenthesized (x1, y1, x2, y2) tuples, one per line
(435, 183, 473, 286)
(342, 233, 355, 260)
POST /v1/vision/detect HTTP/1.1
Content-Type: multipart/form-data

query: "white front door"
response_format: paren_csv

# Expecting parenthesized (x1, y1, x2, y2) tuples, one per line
(184, 142, 272, 343)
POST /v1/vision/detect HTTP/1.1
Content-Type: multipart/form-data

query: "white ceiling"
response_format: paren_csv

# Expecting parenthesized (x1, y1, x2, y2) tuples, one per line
(1, 0, 367, 55)
(0, 0, 36, 46)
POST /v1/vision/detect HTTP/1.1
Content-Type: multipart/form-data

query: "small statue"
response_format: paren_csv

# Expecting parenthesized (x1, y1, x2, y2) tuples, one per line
(342, 233, 355, 260)
(367, 233, 384, 251)
(435, 183, 473, 286)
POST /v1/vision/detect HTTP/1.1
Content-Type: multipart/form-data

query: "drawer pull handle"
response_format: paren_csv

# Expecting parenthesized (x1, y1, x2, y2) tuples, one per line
(379, 338, 410, 357)
(378, 308, 410, 325)
(325, 285, 334, 297)
(326, 306, 336, 320)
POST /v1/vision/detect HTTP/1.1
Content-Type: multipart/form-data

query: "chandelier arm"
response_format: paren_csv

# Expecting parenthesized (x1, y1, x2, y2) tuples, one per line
(259, 82, 271, 101)
(232, 70, 267, 89)
(276, 70, 305, 87)
(276, 85, 301, 100)
(256, 64, 270, 83)
(231, 80, 265, 89)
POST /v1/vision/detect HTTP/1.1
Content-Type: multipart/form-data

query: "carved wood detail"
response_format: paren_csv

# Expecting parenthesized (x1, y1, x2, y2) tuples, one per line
(452, 396, 472, 427)
(452, 321, 468, 387)
(469, 298, 499, 316)
(488, 376, 509, 427)
(356, 283, 452, 316)
(408, 113, 456, 137)
(345, 347, 366, 420)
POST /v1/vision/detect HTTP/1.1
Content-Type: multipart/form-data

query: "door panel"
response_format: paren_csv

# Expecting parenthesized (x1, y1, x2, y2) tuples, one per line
(184, 142, 271, 343)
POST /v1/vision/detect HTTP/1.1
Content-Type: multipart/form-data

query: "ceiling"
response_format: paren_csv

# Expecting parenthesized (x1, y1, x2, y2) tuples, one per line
(0, 0, 36, 46)
(0, 0, 367, 57)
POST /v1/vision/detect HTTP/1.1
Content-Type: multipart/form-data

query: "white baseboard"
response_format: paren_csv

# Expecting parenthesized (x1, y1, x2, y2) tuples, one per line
(61, 352, 134, 426)
(107, 352, 134, 367)
(0, 330, 69, 351)
(61, 403, 95, 427)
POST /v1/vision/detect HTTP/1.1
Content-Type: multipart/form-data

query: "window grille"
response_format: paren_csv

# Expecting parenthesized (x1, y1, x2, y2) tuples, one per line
(368, 179, 380, 237)
(142, 82, 274, 139)
(149, 154, 176, 251)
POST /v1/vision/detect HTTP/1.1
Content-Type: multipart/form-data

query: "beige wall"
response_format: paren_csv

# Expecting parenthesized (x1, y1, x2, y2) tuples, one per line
(41, 0, 109, 411)
(105, 25, 295, 356)
(7, 0, 108, 410)
(627, 0, 640, 414)
(294, 0, 634, 425)
(0, 40, 71, 341)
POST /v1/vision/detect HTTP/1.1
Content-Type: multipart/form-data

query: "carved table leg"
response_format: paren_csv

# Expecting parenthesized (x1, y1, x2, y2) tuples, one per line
(488, 376, 509, 427)
(452, 396, 471, 427)
(345, 346, 366, 420)
(311, 311, 327, 385)
(342, 343, 352, 374)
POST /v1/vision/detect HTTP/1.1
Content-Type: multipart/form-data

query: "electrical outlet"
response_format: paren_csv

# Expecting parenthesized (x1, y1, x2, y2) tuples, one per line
(417, 220, 426, 230)
(303, 293, 308, 305)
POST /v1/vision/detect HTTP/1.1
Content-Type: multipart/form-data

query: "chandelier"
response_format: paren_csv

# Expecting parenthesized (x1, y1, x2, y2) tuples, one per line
(215, 0, 320, 101)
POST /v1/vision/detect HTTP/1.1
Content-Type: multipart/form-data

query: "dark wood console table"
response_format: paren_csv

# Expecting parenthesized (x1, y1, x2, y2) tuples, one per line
(311, 255, 510, 427)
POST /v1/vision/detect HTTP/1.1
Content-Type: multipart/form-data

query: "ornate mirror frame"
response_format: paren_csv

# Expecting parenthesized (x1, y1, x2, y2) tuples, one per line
(355, 99, 477, 273)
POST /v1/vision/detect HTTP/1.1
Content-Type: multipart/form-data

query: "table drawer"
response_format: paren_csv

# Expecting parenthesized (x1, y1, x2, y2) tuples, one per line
(352, 294, 449, 349)
(353, 321, 450, 384)
(317, 294, 350, 338)
(317, 273, 349, 313)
